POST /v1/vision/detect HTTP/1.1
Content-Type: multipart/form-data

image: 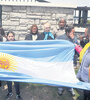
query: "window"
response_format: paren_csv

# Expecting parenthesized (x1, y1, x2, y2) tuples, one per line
(87, 10, 90, 24)
(74, 7, 90, 27)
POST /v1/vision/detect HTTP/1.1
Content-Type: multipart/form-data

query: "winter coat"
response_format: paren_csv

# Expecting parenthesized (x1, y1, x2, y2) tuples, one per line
(25, 33, 40, 40)
(37, 32, 54, 40)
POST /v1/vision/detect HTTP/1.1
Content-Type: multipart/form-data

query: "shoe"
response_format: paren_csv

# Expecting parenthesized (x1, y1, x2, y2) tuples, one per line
(69, 90, 75, 96)
(16, 95, 22, 100)
(6, 92, 13, 100)
(58, 90, 64, 96)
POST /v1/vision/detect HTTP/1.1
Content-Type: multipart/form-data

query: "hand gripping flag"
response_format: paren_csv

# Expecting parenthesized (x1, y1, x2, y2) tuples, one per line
(0, 40, 90, 90)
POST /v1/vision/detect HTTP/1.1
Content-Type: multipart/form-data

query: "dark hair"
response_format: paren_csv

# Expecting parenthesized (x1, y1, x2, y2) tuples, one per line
(65, 26, 74, 34)
(7, 31, 15, 36)
(30, 24, 38, 34)
(59, 18, 66, 25)
(0, 34, 3, 41)
(0, 27, 5, 36)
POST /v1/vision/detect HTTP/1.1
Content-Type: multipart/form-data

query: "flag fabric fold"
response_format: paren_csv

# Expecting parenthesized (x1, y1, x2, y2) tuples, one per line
(0, 40, 90, 90)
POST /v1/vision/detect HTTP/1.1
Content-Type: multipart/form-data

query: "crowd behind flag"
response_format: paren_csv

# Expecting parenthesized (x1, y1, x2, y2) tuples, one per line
(0, 40, 90, 90)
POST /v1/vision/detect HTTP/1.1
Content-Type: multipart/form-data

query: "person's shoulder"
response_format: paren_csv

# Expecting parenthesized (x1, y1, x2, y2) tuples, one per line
(3, 37, 6, 42)
(25, 33, 32, 40)
(37, 32, 44, 40)
(26, 33, 31, 37)
(56, 34, 66, 39)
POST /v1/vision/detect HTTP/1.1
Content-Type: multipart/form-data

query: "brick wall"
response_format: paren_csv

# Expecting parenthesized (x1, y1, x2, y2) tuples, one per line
(1, 5, 75, 40)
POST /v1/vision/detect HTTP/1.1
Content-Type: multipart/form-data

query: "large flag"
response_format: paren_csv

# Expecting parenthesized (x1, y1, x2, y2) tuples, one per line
(0, 40, 90, 90)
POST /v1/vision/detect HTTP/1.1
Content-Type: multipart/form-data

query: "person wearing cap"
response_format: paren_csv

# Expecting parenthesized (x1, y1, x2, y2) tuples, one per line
(37, 22, 54, 40)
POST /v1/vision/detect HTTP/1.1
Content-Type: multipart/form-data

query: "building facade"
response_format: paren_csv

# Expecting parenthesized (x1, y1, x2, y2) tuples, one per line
(0, 2, 76, 40)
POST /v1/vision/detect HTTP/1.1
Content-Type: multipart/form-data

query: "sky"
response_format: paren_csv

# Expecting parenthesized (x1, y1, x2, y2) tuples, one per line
(45, 0, 90, 7)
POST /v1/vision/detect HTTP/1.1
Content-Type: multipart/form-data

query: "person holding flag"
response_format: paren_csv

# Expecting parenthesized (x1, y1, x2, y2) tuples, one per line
(77, 42, 90, 100)
(6, 31, 22, 100)
(56, 26, 76, 96)
(0, 27, 6, 87)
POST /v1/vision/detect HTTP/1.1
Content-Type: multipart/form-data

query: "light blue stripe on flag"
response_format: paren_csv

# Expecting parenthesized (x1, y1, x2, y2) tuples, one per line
(0, 40, 90, 90)
(0, 40, 74, 62)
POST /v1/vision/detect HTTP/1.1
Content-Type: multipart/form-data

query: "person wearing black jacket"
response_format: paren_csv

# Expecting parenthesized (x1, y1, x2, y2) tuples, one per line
(25, 24, 40, 41)
(37, 22, 54, 40)
(6, 31, 22, 100)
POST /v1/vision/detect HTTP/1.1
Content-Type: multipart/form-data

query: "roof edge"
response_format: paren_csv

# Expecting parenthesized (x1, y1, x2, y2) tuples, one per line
(0, 1, 77, 8)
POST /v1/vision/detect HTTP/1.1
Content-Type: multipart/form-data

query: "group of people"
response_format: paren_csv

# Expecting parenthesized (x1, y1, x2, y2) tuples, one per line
(0, 18, 90, 100)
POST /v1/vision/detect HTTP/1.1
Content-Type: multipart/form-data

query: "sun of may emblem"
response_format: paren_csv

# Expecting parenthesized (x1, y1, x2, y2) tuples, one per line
(0, 53, 17, 71)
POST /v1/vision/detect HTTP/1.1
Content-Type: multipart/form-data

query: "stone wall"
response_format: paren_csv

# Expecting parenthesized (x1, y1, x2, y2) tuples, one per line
(0, 5, 2, 26)
(1, 4, 75, 40)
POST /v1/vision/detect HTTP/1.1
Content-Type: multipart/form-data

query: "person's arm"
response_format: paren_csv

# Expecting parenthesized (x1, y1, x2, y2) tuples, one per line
(69, 32, 79, 44)
(77, 50, 90, 82)
(75, 44, 82, 54)
(85, 28, 88, 37)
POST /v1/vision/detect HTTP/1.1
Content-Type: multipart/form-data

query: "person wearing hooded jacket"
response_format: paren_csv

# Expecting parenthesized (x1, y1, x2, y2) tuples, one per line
(25, 24, 40, 41)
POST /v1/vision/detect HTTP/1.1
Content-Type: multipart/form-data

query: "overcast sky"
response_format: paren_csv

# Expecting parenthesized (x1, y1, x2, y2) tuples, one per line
(46, 0, 90, 7)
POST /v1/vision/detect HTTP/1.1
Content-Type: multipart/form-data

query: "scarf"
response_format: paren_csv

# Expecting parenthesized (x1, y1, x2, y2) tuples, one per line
(32, 35, 37, 41)
(43, 32, 54, 40)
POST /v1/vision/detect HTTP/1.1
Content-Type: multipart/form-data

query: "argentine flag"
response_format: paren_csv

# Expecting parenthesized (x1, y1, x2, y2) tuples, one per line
(0, 40, 90, 90)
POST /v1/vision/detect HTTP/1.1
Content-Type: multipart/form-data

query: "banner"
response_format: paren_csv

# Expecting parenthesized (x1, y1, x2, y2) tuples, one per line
(0, 40, 90, 90)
